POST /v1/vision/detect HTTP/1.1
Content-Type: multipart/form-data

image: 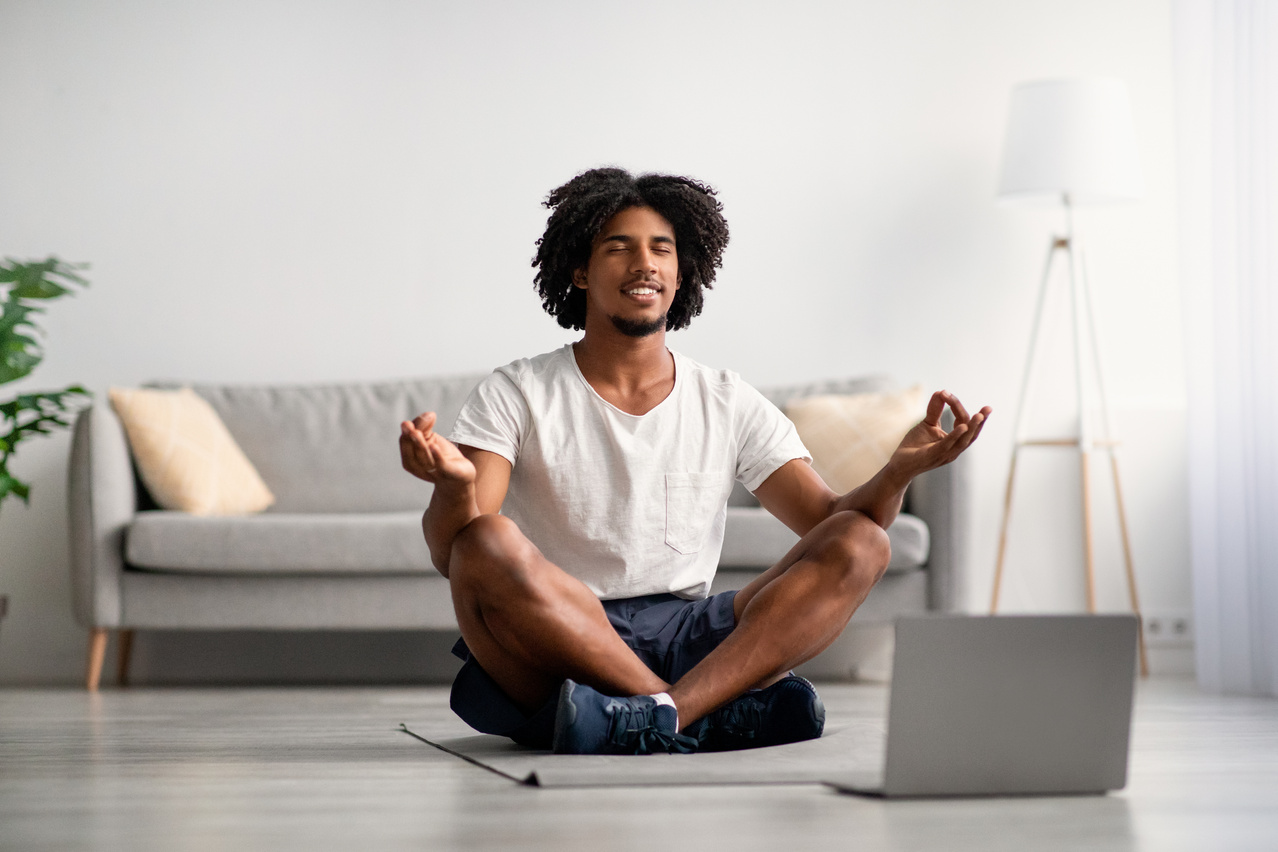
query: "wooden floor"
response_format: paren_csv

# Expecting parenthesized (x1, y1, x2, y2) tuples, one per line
(2, 678, 1276, 851)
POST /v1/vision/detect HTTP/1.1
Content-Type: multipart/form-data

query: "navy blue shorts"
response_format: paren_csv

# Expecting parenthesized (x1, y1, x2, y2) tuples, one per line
(449, 590, 738, 748)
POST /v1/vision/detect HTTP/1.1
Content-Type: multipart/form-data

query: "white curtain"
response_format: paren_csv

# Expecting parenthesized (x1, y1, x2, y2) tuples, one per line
(1175, 0, 1278, 695)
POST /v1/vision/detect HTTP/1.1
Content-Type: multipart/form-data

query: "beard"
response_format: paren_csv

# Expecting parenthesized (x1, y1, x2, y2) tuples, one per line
(610, 313, 668, 338)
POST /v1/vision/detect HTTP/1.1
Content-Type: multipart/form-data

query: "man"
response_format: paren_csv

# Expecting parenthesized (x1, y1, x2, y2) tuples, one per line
(399, 168, 989, 755)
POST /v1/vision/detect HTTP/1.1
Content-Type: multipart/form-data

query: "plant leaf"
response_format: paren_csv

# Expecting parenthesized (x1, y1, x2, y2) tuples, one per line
(0, 469, 32, 505)
(3, 257, 89, 300)
(0, 258, 88, 392)
(0, 300, 41, 332)
(0, 388, 93, 456)
(12, 278, 71, 299)
(0, 352, 40, 385)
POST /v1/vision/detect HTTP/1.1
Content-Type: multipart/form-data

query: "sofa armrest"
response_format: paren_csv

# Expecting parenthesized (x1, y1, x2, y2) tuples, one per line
(906, 451, 972, 613)
(68, 403, 136, 628)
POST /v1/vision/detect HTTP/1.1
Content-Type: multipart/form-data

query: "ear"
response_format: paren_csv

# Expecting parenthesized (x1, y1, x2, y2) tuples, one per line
(573, 268, 588, 289)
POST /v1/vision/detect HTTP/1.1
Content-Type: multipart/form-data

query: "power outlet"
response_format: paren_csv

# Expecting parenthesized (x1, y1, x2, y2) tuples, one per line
(1143, 612, 1194, 647)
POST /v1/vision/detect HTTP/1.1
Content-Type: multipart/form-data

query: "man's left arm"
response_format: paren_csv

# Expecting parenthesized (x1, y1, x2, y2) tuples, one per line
(754, 390, 990, 536)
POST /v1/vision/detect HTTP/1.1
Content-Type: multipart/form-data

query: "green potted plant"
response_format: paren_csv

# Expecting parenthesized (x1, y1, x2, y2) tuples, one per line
(1, 257, 91, 644)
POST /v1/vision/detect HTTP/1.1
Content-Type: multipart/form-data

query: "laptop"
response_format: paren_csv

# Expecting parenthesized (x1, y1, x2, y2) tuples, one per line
(827, 614, 1139, 798)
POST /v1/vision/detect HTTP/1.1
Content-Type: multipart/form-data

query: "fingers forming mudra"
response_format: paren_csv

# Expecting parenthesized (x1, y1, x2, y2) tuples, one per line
(895, 391, 992, 475)
(399, 413, 478, 486)
(400, 415, 441, 481)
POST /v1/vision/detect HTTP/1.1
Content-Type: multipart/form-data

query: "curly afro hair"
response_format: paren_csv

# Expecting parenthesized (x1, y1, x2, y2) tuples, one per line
(532, 167, 729, 332)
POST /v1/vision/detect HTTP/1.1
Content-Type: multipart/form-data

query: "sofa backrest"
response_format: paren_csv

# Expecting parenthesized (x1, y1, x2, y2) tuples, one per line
(169, 372, 896, 514)
(186, 375, 487, 513)
(756, 374, 895, 410)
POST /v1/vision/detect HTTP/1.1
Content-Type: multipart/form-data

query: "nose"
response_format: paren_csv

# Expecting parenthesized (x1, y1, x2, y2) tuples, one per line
(631, 246, 658, 276)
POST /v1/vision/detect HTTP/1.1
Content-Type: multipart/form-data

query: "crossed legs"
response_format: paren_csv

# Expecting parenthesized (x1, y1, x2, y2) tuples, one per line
(448, 511, 890, 728)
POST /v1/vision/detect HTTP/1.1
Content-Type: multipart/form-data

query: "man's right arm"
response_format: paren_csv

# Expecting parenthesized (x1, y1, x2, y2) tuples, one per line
(399, 413, 512, 578)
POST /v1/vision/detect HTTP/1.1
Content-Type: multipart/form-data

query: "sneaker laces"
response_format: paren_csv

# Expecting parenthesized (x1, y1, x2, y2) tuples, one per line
(607, 704, 698, 755)
(711, 694, 764, 742)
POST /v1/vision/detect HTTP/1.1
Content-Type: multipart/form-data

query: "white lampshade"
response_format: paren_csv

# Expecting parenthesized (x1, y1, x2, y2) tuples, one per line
(997, 78, 1143, 206)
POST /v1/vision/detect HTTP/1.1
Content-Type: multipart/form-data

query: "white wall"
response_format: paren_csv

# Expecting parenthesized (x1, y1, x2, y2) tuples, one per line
(0, 0, 1188, 684)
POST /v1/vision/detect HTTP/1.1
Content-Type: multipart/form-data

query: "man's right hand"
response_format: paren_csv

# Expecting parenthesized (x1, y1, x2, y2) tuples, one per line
(399, 413, 477, 487)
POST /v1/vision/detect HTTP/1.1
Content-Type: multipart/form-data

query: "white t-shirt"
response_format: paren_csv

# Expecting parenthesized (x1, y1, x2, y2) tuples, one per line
(449, 344, 810, 600)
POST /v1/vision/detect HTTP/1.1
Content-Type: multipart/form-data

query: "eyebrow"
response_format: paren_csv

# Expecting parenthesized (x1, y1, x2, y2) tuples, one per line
(599, 234, 676, 245)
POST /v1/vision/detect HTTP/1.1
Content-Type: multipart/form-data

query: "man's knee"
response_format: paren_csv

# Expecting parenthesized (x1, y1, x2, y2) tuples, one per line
(450, 514, 540, 594)
(816, 511, 892, 594)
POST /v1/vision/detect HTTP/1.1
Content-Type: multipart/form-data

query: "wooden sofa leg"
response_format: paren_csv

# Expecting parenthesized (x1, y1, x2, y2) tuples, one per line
(86, 628, 108, 692)
(117, 630, 135, 686)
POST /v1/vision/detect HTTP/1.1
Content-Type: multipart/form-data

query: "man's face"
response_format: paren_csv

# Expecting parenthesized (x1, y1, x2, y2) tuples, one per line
(574, 205, 681, 338)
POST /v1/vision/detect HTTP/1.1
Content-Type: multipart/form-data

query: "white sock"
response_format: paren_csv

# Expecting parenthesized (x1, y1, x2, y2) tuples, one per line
(650, 692, 679, 730)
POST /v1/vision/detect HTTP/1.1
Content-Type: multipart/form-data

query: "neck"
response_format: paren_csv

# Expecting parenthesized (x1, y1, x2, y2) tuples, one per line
(572, 323, 675, 414)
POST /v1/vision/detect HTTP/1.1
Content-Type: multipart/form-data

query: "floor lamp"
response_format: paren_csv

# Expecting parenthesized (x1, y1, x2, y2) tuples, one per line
(990, 78, 1149, 676)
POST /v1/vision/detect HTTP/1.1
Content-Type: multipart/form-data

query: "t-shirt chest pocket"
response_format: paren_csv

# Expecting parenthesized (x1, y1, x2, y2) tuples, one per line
(664, 471, 722, 555)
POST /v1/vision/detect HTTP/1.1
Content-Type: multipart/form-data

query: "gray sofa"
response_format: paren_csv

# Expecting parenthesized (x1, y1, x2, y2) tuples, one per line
(69, 373, 969, 690)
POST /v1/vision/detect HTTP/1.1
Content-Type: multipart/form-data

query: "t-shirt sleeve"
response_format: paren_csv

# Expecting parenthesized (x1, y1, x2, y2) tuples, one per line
(733, 380, 811, 492)
(448, 368, 529, 466)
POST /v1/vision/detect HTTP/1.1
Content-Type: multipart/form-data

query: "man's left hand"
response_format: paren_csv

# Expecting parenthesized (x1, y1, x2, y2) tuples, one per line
(888, 390, 991, 479)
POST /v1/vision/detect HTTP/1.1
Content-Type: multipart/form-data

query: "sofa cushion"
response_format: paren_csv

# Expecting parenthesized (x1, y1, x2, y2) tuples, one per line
(725, 375, 897, 509)
(784, 386, 927, 493)
(719, 508, 929, 574)
(126, 511, 433, 574)
(108, 387, 275, 516)
(125, 507, 928, 576)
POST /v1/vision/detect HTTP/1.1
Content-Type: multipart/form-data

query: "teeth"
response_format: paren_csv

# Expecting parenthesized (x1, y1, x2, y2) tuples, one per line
(627, 287, 657, 295)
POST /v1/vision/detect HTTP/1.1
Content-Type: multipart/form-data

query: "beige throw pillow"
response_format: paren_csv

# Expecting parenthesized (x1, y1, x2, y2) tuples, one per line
(785, 386, 927, 493)
(108, 387, 275, 516)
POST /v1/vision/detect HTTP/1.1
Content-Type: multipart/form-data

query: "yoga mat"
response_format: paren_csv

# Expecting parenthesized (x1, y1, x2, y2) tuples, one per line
(399, 722, 885, 788)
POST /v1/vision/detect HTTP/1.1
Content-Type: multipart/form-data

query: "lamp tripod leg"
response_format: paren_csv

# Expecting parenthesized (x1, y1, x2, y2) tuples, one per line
(1110, 453, 1149, 677)
(990, 447, 1022, 613)
(1080, 450, 1098, 613)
